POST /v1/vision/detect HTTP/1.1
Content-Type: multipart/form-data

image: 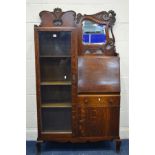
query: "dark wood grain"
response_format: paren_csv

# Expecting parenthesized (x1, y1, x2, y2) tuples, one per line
(34, 28, 42, 139)
(78, 56, 120, 93)
(77, 95, 120, 137)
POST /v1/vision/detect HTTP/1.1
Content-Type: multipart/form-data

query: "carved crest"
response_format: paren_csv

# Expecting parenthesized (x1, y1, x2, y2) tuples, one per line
(76, 13, 83, 24)
(53, 8, 63, 26)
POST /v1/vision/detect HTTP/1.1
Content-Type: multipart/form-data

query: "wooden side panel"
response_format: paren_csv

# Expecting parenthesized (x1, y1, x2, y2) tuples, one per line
(34, 28, 42, 139)
(78, 56, 120, 93)
(71, 29, 78, 136)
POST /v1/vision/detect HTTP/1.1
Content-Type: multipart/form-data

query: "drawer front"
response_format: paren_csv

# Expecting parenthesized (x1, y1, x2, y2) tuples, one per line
(77, 95, 120, 137)
(78, 95, 120, 107)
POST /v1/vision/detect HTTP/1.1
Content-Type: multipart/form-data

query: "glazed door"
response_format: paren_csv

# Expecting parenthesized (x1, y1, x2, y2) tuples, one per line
(35, 28, 77, 137)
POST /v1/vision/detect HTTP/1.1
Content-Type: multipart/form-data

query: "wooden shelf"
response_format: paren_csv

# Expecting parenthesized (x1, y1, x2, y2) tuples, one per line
(40, 81, 71, 85)
(41, 103, 71, 108)
(41, 131, 72, 134)
(40, 55, 71, 58)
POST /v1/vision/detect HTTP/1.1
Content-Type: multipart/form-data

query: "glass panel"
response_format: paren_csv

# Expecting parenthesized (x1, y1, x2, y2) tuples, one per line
(42, 108, 71, 132)
(39, 31, 71, 56)
(40, 57, 71, 82)
(82, 20, 106, 45)
(39, 31, 72, 133)
(41, 85, 71, 103)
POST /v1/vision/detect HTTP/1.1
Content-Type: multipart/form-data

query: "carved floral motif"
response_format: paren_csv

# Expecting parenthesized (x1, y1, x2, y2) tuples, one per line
(53, 8, 63, 26)
(76, 13, 83, 24)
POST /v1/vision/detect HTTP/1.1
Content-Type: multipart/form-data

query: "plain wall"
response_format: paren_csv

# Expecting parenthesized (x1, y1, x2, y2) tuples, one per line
(26, 0, 129, 140)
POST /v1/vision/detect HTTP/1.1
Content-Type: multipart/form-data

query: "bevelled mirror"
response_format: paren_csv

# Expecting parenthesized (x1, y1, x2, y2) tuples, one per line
(82, 20, 106, 45)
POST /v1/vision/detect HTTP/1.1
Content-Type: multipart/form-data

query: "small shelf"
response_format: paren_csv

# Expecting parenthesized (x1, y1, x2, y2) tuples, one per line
(40, 81, 71, 85)
(41, 103, 71, 108)
(41, 131, 72, 134)
(40, 55, 71, 58)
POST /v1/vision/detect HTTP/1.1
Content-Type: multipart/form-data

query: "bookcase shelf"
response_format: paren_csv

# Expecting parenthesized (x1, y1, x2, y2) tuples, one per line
(40, 81, 71, 86)
(41, 103, 71, 108)
(40, 55, 71, 58)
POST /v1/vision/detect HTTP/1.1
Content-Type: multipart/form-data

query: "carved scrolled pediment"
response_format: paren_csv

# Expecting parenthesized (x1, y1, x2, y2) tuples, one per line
(38, 8, 116, 27)
(36, 8, 117, 56)
(76, 10, 116, 26)
(39, 8, 76, 27)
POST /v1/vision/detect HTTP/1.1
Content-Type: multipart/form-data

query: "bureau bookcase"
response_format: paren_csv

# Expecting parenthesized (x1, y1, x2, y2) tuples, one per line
(34, 8, 121, 154)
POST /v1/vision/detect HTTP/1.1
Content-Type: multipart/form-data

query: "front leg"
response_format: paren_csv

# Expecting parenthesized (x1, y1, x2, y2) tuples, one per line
(115, 138, 121, 153)
(36, 140, 43, 155)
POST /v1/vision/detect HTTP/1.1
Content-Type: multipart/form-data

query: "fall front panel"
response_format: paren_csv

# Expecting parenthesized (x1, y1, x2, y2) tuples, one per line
(78, 56, 120, 93)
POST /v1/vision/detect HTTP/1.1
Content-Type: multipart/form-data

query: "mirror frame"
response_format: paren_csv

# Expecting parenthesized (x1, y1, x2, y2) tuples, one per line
(76, 10, 117, 56)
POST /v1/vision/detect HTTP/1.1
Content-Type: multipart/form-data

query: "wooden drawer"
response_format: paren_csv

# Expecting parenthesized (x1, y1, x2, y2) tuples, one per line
(78, 95, 120, 107)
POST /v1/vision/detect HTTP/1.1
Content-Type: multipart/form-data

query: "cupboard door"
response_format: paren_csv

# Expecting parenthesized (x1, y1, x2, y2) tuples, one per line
(77, 96, 120, 137)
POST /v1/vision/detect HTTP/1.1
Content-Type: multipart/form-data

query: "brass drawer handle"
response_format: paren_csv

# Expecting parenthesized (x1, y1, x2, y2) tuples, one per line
(79, 119, 85, 123)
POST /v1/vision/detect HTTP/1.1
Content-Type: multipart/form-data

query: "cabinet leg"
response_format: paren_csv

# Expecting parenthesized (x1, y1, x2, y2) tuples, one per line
(36, 140, 43, 155)
(115, 139, 121, 153)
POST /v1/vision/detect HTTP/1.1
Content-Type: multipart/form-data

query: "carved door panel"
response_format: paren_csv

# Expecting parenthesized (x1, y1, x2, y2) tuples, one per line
(77, 96, 120, 137)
